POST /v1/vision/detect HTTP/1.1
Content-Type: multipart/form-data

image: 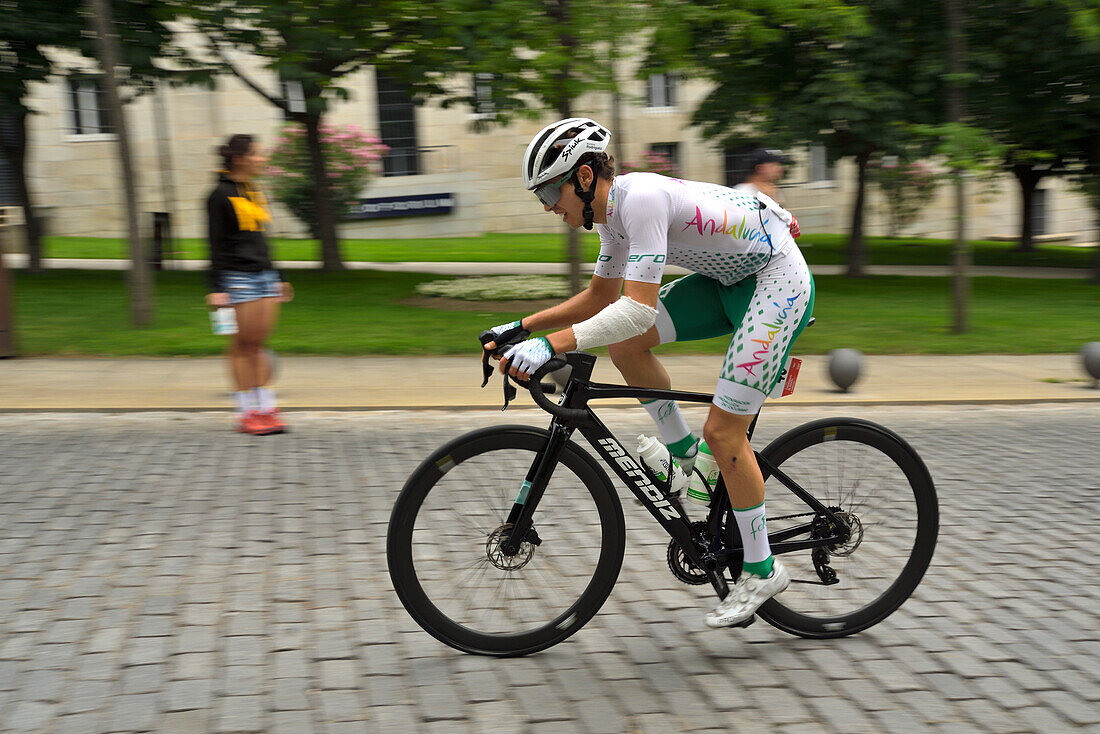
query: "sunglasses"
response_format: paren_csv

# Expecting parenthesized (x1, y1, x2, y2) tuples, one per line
(533, 172, 572, 208)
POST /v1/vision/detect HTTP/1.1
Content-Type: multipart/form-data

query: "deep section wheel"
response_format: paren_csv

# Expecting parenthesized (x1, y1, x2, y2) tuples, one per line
(387, 426, 625, 656)
(752, 418, 938, 638)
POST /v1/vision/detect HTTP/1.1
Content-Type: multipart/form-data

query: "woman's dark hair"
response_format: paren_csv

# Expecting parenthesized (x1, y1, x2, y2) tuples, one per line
(218, 134, 254, 171)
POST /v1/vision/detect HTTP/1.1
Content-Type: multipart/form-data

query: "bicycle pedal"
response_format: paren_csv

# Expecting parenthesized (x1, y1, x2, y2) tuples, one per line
(729, 615, 756, 629)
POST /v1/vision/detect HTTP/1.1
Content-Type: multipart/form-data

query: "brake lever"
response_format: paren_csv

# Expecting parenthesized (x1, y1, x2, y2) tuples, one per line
(478, 328, 530, 410)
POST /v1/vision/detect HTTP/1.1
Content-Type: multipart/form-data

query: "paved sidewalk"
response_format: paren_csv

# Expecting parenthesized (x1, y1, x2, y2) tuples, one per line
(2, 254, 1093, 279)
(0, 353, 1096, 411)
(0, 406, 1097, 733)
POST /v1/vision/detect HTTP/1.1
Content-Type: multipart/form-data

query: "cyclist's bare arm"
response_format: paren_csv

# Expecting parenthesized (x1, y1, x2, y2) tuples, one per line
(483, 274, 621, 354)
(544, 279, 660, 354)
(518, 273, 622, 334)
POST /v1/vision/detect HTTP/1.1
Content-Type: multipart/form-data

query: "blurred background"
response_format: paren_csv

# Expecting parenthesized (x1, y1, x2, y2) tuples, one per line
(0, 0, 1098, 359)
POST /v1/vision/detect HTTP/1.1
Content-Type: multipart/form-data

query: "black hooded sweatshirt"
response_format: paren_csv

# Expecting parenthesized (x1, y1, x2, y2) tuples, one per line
(206, 172, 276, 292)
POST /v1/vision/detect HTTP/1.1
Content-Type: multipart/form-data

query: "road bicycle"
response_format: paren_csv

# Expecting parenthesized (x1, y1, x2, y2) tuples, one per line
(387, 344, 938, 657)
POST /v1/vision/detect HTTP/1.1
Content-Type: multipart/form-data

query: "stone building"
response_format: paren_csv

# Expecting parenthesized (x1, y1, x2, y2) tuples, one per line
(3, 48, 1095, 249)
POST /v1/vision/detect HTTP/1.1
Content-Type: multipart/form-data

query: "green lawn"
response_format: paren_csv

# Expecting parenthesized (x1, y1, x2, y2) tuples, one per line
(10, 269, 1099, 356)
(41, 233, 1097, 269)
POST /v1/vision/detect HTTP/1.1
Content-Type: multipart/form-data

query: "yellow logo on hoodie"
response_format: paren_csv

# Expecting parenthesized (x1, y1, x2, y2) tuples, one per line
(228, 190, 271, 232)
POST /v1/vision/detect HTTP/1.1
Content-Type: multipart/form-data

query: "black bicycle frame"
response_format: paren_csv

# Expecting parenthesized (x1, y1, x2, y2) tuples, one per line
(498, 352, 843, 599)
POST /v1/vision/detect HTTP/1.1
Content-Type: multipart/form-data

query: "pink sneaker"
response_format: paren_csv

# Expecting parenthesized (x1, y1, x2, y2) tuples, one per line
(262, 409, 287, 434)
(238, 410, 278, 435)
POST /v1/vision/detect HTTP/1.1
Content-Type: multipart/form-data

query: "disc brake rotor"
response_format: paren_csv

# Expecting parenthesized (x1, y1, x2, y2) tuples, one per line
(485, 524, 536, 571)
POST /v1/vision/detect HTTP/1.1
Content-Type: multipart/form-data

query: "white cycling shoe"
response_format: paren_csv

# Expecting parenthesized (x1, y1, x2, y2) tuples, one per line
(705, 559, 790, 629)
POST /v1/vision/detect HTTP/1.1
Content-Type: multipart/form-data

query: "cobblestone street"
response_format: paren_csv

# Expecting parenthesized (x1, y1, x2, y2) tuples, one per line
(0, 405, 1097, 733)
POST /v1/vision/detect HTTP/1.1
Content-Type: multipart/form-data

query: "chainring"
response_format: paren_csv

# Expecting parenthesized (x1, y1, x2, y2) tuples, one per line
(667, 521, 711, 585)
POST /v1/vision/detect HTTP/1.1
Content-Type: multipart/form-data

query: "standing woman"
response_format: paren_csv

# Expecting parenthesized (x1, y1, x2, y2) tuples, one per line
(206, 134, 292, 435)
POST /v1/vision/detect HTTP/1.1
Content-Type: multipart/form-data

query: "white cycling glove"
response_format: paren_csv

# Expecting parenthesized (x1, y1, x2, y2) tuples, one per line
(486, 319, 522, 340)
(503, 337, 555, 375)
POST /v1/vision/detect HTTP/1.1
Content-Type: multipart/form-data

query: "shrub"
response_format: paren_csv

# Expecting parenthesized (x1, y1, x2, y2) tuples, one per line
(266, 123, 388, 237)
(415, 276, 572, 301)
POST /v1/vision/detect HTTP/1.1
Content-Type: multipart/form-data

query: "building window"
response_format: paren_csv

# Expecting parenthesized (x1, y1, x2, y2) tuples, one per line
(0, 117, 17, 204)
(0, 159, 15, 206)
(646, 73, 677, 108)
(810, 144, 834, 182)
(67, 77, 113, 136)
(472, 73, 497, 116)
(723, 148, 756, 187)
(649, 142, 680, 171)
(376, 73, 420, 177)
(281, 80, 306, 118)
(1032, 188, 1047, 236)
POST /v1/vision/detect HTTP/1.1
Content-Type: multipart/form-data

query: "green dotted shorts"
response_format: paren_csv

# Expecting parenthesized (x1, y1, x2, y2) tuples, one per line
(653, 247, 815, 414)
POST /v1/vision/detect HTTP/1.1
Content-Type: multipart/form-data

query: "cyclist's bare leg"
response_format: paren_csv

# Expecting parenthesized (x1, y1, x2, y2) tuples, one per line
(703, 408, 763, 509)
(607, 327, 668, 388)
(701, 405, 790, 628)
(609, 328, 701, 461)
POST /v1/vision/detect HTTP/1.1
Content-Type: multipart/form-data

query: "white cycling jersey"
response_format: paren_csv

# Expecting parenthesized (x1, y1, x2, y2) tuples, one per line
(594, 172, 796, 286)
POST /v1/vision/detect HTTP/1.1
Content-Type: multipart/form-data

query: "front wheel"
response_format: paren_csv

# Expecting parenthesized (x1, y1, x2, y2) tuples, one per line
(387, 426, 625, 656)
(754, 418, 939, 638)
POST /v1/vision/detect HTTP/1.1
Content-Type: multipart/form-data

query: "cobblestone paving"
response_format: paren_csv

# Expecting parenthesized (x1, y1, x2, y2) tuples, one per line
(0, 405, 1097, 733)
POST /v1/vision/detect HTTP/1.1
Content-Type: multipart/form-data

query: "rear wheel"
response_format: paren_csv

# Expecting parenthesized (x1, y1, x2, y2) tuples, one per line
(751, 418, 938, 638)
(387, 426, 625, 656)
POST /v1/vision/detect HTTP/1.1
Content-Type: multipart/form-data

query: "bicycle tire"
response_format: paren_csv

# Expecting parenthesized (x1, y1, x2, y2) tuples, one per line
(387, 425, 626, 656)
(751, 418, 938, 638)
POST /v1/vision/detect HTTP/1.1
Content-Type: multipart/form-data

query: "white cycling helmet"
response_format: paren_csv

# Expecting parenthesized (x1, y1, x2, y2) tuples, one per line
(522, 117, 611, 228)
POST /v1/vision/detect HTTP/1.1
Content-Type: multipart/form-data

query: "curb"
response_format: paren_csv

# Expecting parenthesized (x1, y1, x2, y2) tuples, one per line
(2, 396, 1097, 413)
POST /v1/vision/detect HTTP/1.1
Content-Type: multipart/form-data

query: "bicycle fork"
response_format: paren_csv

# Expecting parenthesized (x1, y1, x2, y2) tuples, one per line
(498, 421, 574, 556)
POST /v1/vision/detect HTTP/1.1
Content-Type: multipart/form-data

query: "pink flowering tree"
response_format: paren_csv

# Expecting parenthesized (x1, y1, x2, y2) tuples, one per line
(621, 150, 682, 178)
(266, 123, 388, 241)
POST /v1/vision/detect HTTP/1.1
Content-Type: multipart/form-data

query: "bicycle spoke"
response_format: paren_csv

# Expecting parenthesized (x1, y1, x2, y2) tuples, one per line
(403, 444, 608, 637)
(761, 430, 925, 623)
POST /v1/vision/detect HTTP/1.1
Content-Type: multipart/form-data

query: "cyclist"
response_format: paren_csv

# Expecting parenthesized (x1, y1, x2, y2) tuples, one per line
(484, 118, 814, 628)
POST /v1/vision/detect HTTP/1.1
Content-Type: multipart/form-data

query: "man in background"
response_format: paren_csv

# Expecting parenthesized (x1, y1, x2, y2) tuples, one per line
(736, 149, 800, 239)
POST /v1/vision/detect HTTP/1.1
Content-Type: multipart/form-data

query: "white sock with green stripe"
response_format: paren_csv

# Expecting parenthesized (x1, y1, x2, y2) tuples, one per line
(641, 399, 697, 458)
(732, 501, 774, 578)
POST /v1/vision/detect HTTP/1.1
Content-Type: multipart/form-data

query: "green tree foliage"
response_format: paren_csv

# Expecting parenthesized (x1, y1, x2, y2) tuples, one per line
(181, 0, 537, 270)
(464, 0, 645, 293)
(1052, 0, 1100, 282)
(0, 0, 173, 272)
(647, 0, 948, 276)
(965, 0, 1099, 252)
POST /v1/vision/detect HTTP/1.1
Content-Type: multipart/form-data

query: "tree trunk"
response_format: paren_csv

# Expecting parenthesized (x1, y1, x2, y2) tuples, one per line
(552, 0, 582, 295)
(0, 227, 15, 357)
(302, 113, 344, 270)
(952, 173, 970, 333)
(1093, 137, 1100, 286)
(0, 113, 42, 273)
(946, 0, 968, 333)
(1012, 163, 1041, 253)
(1092, 201, 1100, 286)
(609, 53, 625, 167)
(88, 0, 153, 326)
(846, 151, 871, 278)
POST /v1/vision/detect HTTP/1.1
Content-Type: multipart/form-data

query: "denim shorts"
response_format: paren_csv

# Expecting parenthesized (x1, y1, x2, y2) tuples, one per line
(222, 269, 281, 304)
